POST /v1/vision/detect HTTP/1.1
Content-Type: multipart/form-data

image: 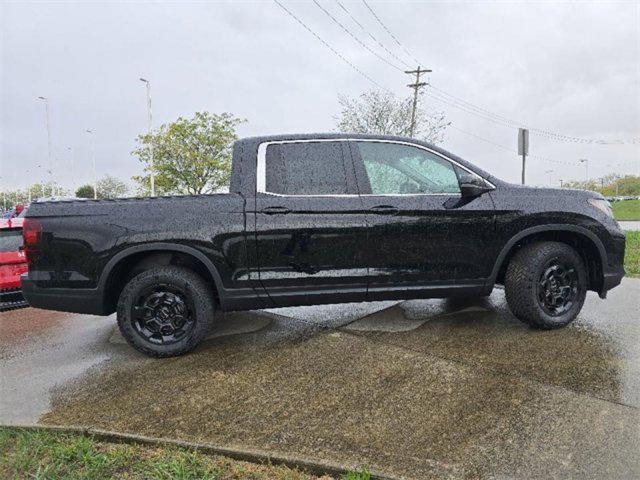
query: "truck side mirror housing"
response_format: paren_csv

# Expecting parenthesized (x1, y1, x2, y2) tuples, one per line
(460, 178, 494, 198)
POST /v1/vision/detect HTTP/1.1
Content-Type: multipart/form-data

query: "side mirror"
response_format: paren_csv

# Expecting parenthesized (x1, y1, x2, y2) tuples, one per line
(460, 178, 494, 198)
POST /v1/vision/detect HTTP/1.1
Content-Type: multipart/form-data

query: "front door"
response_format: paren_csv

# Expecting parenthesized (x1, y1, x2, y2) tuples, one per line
(348, 140, 495, 300)
(253, 140, 368, 307)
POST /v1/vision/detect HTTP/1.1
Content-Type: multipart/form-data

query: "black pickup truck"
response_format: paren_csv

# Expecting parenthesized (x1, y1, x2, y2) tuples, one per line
(22, 134, 625, 357)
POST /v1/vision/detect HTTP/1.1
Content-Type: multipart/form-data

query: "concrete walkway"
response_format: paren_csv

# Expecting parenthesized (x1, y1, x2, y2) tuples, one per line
(619, 220, 640, 230)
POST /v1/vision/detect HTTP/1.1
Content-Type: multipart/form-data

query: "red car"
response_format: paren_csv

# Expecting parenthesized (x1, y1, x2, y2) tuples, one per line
(0, 217, 29, 310)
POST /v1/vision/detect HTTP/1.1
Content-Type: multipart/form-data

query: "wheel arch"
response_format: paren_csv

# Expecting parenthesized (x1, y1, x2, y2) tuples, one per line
(488, 224, 607, 293)
(98, 243, 225, 314)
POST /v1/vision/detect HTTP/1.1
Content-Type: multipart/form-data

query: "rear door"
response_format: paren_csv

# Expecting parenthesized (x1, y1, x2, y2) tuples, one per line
(349, 140, 495, 299)
(253, 140, 369, 306)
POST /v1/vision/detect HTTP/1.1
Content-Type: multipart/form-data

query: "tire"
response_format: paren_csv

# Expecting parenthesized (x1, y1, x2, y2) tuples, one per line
(505, 241, 587, 329)
(117, 266, 215, 357)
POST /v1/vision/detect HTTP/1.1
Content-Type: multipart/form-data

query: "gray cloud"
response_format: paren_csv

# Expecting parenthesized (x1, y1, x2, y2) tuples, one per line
(1, 0, 638, 192)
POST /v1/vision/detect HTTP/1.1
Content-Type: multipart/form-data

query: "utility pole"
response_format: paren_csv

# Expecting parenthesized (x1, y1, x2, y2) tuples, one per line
(86, 130, 97, 199)
(37, 96, 53, 196)
(139, 78, 155, 196)
(405, 66, 431, 137)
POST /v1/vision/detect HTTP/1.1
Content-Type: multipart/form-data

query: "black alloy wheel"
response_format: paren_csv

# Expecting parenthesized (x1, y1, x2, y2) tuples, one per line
(132, 284, 195, 345)
(505, 241, 587, 329)
(117, 266, 215, 357)
(537, 261, 579, 317)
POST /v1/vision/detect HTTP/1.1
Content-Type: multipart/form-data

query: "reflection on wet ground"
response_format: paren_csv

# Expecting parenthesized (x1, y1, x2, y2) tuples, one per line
(1, 279, 638, 478)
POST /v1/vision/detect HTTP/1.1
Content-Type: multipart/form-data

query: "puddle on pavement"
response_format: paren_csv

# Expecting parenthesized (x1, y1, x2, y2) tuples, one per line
(4, 280, 639, 478)
(343, 299, 492, 333)
(109, 310, 274, 345)
(40, 322, 640, 479)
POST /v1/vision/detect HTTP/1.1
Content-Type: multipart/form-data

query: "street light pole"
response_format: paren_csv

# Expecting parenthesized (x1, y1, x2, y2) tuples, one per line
(86, 130, 97, 199)
(67, 147, 74, 192)
(579, 158, 589, 185)
(545, 169, 554, 186)
(139, 78, 155, 196)
(37, 96, 53, 196)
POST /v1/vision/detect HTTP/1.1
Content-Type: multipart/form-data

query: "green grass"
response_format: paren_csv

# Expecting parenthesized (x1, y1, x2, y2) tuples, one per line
(624, 231, 640, 277)
(612, 199, 640, 221)
(0, 427, 367, 480)
(341, 470, 371, 480)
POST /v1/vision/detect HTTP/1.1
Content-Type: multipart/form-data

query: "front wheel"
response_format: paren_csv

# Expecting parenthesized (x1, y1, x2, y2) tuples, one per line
(505, 241, 587, 329)
(117, 266, 215, 357)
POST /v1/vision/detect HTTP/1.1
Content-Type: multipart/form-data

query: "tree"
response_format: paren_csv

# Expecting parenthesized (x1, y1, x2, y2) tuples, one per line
(97, 175, 128, 198)
(335, 90, 449, 144)
(564, 175, 640, 196)
(75, 176, 128, 199)
(75, 184, 95, 199)
(1, 183, 68, 207)
(132, 111, 245, 195)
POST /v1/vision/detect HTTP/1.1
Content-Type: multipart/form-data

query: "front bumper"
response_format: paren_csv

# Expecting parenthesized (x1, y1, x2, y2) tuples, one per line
(21, 276, 108, 315)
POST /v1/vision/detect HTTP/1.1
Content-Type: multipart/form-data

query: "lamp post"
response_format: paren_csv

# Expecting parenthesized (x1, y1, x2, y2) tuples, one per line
(579, 158, 589, 185)
(86, 130, 97, 199)
(67, 147, 74, 192)
(139, 78, 155, 196)
(545, 169, 554, 186)
(37, 96, 53, 196)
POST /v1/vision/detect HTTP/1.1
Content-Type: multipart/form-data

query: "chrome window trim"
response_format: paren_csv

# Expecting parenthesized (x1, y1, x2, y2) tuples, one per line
(256, 138, 495, 197)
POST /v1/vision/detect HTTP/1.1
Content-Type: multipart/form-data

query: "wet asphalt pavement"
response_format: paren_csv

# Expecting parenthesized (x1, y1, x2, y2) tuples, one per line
(1, 280, 638, 479)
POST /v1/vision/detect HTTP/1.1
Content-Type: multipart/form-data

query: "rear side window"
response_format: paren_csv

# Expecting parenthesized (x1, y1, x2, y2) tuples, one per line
(0, 229, 22, 252)
(264, 142, 350, 195)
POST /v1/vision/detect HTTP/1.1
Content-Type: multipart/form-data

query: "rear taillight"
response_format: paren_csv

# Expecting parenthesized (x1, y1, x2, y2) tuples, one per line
(22, 218, 42, 262)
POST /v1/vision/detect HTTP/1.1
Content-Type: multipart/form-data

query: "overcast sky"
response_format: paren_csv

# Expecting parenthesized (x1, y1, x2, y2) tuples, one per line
(1, 0, 639, 193)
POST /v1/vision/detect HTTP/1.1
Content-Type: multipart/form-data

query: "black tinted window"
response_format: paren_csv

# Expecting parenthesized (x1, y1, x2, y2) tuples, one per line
(265, 142, 349, 195)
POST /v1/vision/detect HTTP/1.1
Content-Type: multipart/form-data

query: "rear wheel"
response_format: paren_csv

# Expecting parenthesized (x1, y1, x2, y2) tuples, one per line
(505, 241, 587, 329)
(117, 266, 215, 357)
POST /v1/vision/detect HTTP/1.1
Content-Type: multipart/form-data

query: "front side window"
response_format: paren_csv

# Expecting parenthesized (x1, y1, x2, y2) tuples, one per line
(356, 142, 461, 195)
(264, 142, 349, 195)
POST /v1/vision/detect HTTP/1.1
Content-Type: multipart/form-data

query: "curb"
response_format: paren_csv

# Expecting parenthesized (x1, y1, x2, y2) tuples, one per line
(2, 424, 401, 480)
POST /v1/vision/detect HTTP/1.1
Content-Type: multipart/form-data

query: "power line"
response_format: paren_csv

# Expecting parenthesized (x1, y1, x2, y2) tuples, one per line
(311, 0, 404, 72)
(334, 0, 411, 68)
(430, 84, 640, 145)
(273, 0, 638, 156)
(272, 0, 391, 93)
(361, 0, 420, 65)
(449, 125, 576, 167)
(358, 0, 639, 146)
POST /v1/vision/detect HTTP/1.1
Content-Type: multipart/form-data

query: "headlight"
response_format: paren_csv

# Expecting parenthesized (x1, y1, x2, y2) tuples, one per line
(588, 198, 614, 218)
